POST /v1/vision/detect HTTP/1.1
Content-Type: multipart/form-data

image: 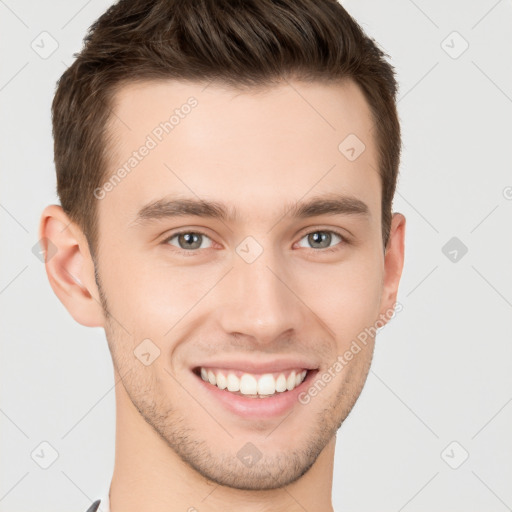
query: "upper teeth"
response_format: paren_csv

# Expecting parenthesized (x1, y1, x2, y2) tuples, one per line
(199, 367, 308, 395)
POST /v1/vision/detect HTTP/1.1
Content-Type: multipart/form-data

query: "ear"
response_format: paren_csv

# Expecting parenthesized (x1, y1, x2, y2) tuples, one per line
(378, 212, 406, 320)
(38, 204, 105, 327)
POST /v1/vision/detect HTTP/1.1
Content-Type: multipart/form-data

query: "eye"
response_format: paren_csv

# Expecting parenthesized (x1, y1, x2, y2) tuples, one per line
(296, 230, 346, 252)
(162, 228, 348, 256)
(164, 231, 213, 253)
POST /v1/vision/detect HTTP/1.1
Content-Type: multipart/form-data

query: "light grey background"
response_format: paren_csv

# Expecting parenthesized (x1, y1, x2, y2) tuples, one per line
(1, 1, 511, 511)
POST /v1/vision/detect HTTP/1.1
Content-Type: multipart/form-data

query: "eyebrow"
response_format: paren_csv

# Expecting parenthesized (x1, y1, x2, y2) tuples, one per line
(131, 193, 371, 226)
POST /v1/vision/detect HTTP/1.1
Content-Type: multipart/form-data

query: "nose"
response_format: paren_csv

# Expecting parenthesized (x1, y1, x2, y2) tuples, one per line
(216, 244, 307, 346)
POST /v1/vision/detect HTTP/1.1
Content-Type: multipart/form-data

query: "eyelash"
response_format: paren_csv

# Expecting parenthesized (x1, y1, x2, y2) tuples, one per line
(161, 228, 349, 257)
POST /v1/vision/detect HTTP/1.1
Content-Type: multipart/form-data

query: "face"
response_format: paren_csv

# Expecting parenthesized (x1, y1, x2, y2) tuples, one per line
(84, 78, 403, 490)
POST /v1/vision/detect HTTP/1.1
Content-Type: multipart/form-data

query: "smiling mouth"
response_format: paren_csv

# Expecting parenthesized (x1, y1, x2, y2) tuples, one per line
(192, 366, 314, 398)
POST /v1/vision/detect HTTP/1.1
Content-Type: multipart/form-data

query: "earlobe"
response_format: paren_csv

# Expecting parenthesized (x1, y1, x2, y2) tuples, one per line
(38, 205, 105, 328)
(379, 212, 406, 320)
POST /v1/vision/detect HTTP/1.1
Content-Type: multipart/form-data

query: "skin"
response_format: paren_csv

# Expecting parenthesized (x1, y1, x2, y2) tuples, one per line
(40, 78, 405, 512)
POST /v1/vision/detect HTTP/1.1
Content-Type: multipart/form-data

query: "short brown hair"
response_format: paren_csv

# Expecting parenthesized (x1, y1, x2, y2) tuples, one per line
(52, 0, 401, 258)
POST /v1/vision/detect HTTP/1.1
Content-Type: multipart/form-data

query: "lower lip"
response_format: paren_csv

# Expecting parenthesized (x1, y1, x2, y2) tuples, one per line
(192, 369, 319, 420)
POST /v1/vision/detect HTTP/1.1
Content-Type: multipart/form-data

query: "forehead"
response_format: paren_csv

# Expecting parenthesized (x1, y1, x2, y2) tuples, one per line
(99, 78, 380, 227)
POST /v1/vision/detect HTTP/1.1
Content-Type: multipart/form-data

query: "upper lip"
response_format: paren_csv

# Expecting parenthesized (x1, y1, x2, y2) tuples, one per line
(192, 358, 319, 374)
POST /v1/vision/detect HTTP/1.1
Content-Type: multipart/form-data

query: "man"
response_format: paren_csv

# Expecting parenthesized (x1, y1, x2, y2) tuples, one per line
(39, 0, 405, 510)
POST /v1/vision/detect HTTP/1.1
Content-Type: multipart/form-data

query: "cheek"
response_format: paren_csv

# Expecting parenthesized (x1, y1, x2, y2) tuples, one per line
(102, 240, 384, 344)
(102, 254, 213, 337)
(294, 254, 383, 340)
